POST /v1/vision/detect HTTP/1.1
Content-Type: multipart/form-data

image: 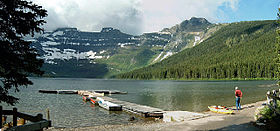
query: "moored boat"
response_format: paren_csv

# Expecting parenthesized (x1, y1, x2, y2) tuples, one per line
(208, 105, 233, 114)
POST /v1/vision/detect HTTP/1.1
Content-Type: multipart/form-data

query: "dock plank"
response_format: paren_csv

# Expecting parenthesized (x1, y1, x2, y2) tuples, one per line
(101, 97, 164, 118)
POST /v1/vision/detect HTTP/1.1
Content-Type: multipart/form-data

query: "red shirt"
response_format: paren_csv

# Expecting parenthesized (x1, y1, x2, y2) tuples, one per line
(235, 90, 242, 97)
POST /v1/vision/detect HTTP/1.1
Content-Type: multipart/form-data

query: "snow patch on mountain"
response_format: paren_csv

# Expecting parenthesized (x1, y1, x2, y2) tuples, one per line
(43, 47, 85, 60)
(87, 51, 103, 59)
(153, 52, 164, 62)
(100, 50, 106, 54)
(193, 36, 201, 46)
(118, 42, 134, 48)
(160, 51, 173, 61)
(52, 31, 64, 36)
(41, 41, 60, 46)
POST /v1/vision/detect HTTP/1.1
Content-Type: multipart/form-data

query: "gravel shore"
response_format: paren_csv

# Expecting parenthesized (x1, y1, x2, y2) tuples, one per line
(46, 101, 265, 131)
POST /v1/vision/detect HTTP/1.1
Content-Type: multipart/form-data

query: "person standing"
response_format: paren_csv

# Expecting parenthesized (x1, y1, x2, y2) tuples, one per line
(235, 86, 242, 110)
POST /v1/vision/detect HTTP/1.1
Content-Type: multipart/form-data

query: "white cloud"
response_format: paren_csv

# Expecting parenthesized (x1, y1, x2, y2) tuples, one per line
(33, 0, 143, 35)
(32, 0, 239, 35)
(141, 0, 239, 32)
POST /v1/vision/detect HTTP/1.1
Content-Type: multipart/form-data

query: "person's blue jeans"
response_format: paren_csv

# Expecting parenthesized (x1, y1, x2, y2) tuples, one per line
(236, 97, 241, 110)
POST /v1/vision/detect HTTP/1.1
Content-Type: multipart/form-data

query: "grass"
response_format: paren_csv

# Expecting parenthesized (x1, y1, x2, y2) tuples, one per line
(257, 101, 280, 130)
(116, 77, 278, 81)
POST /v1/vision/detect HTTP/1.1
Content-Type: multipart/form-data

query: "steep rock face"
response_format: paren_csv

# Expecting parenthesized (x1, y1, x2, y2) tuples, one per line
(151, 17, 219, 63)
(162, 17, 212, 33)
(179, 17, 212, 32)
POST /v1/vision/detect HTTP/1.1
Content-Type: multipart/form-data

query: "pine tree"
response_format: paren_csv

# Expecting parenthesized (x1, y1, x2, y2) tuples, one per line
(276, 8, 280, 85)
(0, 0, 47, 105)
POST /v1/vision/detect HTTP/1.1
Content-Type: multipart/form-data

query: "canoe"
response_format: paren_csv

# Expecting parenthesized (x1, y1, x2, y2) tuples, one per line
(92, 92, 104, 97)
(208, 106, 233, 114)
(97, 97, 122, 111)
(90, 98, 97, 104)
(82, 96, 91, 101)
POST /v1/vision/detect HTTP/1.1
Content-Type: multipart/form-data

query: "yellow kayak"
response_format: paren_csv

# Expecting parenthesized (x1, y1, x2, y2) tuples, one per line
(208, 106, 233, 114)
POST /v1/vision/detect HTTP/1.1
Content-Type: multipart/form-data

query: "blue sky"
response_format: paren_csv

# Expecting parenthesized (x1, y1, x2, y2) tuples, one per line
(218, 0, 279, 23)
(33, 0, 279, 35)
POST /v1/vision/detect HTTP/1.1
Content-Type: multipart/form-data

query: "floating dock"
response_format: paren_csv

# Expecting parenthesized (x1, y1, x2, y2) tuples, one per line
(94, 90, 127, 94)
(39, 90, 78, 94)
(39, 90, 127, 94)
(100, 96, 164, 118)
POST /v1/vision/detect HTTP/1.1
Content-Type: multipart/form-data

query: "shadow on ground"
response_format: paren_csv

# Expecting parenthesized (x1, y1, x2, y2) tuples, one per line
(210, 122, 263, 131)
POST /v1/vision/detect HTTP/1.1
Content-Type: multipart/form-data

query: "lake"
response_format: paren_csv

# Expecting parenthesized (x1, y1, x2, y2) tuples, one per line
(1, 78, 278, 127)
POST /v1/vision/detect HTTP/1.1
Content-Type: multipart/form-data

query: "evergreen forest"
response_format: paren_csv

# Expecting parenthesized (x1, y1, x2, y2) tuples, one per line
(117, 20, 278, 80)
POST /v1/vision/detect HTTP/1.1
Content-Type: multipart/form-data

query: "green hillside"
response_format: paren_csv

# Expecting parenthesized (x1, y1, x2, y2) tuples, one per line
(96, 46, 161, 77)
(117, 20, 278, 80)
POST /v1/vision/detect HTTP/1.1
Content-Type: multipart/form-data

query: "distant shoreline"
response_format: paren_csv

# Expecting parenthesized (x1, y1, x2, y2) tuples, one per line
(32, 76, 278, 81)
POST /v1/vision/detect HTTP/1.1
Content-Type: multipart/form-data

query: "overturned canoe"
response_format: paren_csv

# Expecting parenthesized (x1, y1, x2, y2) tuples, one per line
(208, 106, 233, 114)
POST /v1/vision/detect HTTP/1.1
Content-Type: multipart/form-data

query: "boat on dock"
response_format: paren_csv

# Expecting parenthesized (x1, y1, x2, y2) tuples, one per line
(208, 106, 233, 114)
(82, 96, 90, 101)
(97, 97, 122, 111)
(90, 98, 97, 104)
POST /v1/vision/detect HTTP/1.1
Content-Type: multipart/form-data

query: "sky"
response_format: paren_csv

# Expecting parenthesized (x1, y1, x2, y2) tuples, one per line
(32, 0, 280, 35)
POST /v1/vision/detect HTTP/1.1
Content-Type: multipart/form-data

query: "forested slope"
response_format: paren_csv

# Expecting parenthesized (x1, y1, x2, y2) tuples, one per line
(117, 20, 278, 79)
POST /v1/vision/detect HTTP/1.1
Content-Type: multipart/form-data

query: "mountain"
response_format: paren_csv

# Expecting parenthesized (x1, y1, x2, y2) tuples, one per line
(30, 17, 214, 78)
(117, 20, 278, 80)
(154, 17, 219, 63)
(31, 27, 168, 77)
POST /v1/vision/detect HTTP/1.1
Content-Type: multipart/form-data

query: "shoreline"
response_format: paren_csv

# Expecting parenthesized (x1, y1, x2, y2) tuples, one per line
(46, 100, 266, 131)
(31, 76, 278, 81)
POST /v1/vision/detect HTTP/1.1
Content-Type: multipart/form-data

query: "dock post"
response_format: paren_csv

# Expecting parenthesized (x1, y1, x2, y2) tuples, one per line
(46, 108, 50, 120)
(267, 91, 271, 105)
(272, 90, 277, 108)
(13, 108, 17, 127)
(0, 106, 2, 129)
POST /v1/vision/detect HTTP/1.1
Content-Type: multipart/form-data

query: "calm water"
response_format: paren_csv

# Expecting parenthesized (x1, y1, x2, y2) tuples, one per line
(1, 78, 279, 127)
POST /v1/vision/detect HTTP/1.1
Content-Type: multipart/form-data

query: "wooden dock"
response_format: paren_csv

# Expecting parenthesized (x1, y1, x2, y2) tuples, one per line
(101, 96, 164, 118)
(93, 90, 127, 94)
(39, 89, 163, 118)
(39, 90, 127, 94)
